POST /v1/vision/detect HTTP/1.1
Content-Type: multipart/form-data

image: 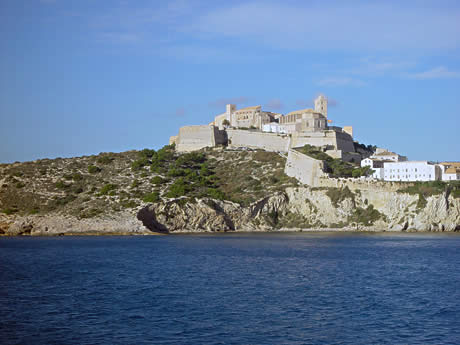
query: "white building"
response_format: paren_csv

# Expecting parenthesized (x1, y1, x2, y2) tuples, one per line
(383, 161, 441, 182)
(262, 122, 288, 134)
(370, 150, 407, 162)
(361, 158, 386, 180)
(439, 162, 460, 181)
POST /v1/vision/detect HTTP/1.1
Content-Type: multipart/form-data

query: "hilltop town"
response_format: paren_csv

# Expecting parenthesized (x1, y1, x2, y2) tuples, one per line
(170, 95, 460, 185)
(1, 95, 459, 235)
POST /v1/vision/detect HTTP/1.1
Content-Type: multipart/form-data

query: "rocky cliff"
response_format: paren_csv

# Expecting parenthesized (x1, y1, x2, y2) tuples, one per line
(136, 187, 460, 233)
(1, 147, 459, 235)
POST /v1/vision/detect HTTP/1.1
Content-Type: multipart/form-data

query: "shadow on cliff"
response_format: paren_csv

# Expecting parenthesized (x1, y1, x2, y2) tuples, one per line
(137, 206, 169, 233)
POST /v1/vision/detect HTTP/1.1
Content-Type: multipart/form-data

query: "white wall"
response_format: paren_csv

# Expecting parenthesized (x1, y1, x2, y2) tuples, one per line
(383, 161, 440, 181)
(285, 149, 328, 186)
(227, 129, 291, 152)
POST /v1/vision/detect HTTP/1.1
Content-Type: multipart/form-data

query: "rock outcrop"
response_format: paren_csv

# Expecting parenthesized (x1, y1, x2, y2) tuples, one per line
(2, 187, 459, 236)
(135, 187, 460, 233)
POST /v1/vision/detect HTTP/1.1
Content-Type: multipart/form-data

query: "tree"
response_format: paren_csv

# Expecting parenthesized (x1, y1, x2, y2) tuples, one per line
(222, 119, 230, 127)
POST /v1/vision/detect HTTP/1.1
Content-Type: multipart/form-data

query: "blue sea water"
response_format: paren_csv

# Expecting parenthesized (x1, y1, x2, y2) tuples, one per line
(0, 232, 459, 345)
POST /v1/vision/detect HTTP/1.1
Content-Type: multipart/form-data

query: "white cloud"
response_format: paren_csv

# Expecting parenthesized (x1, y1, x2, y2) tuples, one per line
(189, 2, 460, 52)
(407, 66, 460, 79)
(317, 77, 366, 87)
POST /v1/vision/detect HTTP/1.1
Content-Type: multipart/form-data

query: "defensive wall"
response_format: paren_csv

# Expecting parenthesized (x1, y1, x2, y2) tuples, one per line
(316, 177, 405, 192)
(291, 130, 355, 153)
(325, 150, 362, 164)
(176, 125, 227, 152)
(226, 129, 291, 152)
(285, 149, 328, 187)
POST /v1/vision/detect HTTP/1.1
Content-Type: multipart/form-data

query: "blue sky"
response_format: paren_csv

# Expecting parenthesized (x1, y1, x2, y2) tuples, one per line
(1, 0, 459, 163)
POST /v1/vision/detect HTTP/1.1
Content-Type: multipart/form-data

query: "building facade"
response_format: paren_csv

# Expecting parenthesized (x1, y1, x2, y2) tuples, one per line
(440, 162, 460, 181)
(383, 161, 441, 182)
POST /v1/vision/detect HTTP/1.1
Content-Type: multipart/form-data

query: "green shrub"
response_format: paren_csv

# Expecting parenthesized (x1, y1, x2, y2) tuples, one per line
(131, 157, 150, 171)
(416, 194, 427, 210)
(142, 192, 160, 203)
(165, 178, 190, 198)
(121, 200, 139, 208)
(55, 180, 70, 189)
(2, 206, 19, 215)
(326, 186, 355, 207)
(80, 208, 103, 218)
(97, 155, 114, 165)
(139, 148, 156, 158)
(99, 183, 117, 195)
(151, 176, 167, 185)
(206, 188, 226, 200)
(131, 179, 141, 188)
(167, 167, 186, 177)
(15, 181, 25, 188)
(72, 173, 83, 181)
(88, 165, 101, 174)
(350, 205, 383, 225)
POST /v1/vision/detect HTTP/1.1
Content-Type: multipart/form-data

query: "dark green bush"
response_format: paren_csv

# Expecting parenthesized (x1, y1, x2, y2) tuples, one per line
(72, 173, 83, 181)
(206, 188, 226, 200)
(142, 192, 160, 203)
(131, 157, 150, 171)
(151, 176, 167, 185)
(55, 180, 70, 189)
(139, 148, 156, 158)
(350, 205, 383, 225)
(88, 165, 101, 174)
(165, 178, 191, 198)
(97, 155, 114, 165)
(326, 186, 355, 207)
(99, 184, 117, 195)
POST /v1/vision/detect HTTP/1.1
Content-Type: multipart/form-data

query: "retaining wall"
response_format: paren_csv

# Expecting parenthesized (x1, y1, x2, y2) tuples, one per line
(227, 129, 291, 152)
(285, 149, 329, 186)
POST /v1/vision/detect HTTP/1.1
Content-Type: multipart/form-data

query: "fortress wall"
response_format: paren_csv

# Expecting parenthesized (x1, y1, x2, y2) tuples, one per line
(176, 125, 217, 152)
(317, 177, 404, 192)
(325, 150, 362, 163)
(169, 135, 178, 146)
(335, 131, 355, 152)
(285, 149, 328, 187)
(227, 129, 290, 152)
(213, 126, 227, 145)
(290, 132, 338, 150)
(290, 130, 355, 152)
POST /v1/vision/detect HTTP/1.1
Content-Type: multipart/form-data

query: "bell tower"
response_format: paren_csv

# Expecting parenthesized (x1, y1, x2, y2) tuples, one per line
(314, 95, 328, 118)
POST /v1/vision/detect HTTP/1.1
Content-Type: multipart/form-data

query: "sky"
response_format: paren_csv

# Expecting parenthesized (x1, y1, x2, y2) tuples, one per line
(1, 0, 459, 163)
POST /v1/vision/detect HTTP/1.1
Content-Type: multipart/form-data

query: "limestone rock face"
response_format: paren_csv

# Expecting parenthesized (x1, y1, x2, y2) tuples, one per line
(5, 212, 149, 236)
(135, 188, 460, 233)
(2, 188, 460, 235)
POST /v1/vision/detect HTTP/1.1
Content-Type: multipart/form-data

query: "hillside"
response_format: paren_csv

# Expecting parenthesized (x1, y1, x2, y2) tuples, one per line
(1, 146, 459, 235)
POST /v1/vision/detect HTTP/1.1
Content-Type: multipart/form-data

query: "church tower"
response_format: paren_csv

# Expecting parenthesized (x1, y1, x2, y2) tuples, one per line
(314, 95, 328, 118)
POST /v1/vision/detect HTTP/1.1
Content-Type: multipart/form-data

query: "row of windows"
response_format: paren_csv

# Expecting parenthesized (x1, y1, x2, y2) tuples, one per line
(388, 168, 419, 173)
(385, 174, 431, 179)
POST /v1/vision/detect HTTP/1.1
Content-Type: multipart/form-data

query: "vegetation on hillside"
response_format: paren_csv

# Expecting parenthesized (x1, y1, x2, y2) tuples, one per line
(0, 145, 298, 217)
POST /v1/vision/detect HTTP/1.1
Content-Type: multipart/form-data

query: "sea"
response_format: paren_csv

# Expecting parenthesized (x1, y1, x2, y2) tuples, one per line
(0, 232, 459, 345)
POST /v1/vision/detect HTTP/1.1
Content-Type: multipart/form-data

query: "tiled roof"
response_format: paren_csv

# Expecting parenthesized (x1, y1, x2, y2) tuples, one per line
(373, 151, 397, 156)
(445, 167, 460, 174)
(236, 105, 261, 111)
(286, 108, 318, 116)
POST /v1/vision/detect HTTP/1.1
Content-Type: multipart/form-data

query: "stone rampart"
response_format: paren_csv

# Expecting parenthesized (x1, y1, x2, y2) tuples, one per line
(176, 125, 226, 152)
(227, 129, 290, 152)
(290, 130, 355, 152)
(317, 177, 405, 192)
(285, 149, 328, 186)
